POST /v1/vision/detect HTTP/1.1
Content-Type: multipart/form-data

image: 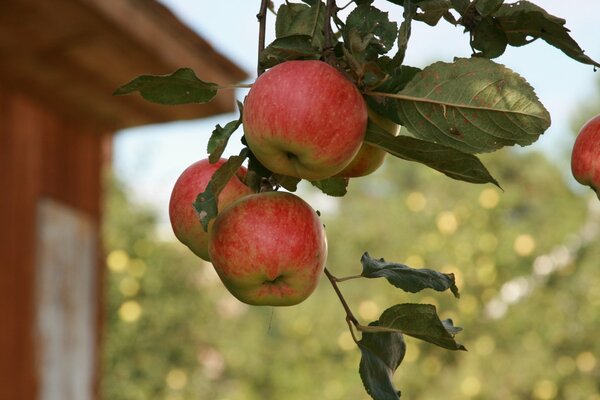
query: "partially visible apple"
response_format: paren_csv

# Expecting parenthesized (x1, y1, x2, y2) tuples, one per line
(571, 114, 600, 199)
(169, 158, 253, 261)
(336, 107, 400, 177)
(208, 191, 327, 306)
(243, 60, 368, 180)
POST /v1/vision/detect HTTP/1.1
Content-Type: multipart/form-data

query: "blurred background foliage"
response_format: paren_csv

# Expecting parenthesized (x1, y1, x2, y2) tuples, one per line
(102, 88, 600, 400)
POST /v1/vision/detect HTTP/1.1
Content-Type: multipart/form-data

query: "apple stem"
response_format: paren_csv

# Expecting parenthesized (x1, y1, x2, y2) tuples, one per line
(256, 0, 270, 77)
(324, 267, 360, 328)
(334, 274, 364, 282)
(215, 83, 254, 90)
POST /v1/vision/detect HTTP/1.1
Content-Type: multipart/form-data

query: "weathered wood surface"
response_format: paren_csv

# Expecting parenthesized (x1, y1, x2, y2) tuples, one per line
(0, 89, 107, 400)
(35, 199, 98, 400)
(0, 0, 248, 130)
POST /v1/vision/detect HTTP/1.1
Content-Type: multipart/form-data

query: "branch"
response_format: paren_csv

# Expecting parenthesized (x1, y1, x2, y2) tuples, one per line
(257, 0, 270, 77)
(324, 267, 359, 327)
(322, 0, 338, 66)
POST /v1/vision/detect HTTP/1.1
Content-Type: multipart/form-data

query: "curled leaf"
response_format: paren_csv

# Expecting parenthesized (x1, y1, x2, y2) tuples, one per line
(361, 252, 460, 297)
(358, 321, 406, 400)
(379, 304, 467, 351)
(193, 149, 249, 231)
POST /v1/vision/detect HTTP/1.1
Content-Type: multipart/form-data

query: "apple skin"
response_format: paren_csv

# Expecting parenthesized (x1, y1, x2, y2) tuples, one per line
(336, 107, 400, 177)
(571, 114, 600, 199)
(243, 60, 368, 180)
(169, 158, 253, 261)
(208, 191, 327, 306)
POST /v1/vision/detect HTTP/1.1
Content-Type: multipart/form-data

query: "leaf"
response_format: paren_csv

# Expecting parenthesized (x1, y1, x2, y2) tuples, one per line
(207, 101, 243, 163)
(364, 124, 500, 187)
(365, 63, 420, 121)
(379, 304, 467, 351)
(358, 321, 406, 400)
(494, 1, 600, 68)
(259, 35, 321, 69)
(450, 0, 470, 14)
(394, 1, 417, 64)
(193, 149, 249, 231)
(344, 4, 399, 59)
(369, 57, 551, 153)
(470, 16, 508, 59)
(373, 60, 421, 94)
(114, 68, 218, 105)
(361, 252, 460, 297)
(273, 174, 301, 192)
(474, 0, 503, 17)
(413, 0, 452, 26)
(311, 177, 349, 197)
(276, 1, 326, 49)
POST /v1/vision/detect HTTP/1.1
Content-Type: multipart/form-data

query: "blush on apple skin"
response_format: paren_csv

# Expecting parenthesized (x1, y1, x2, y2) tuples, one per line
(169, 158, 253, 261)
(208, 191, 327, 307)
(571, 114, 600, 198)
(243, 60, 368, 181)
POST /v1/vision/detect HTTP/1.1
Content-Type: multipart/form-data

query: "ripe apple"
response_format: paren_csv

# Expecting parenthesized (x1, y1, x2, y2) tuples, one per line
(169, 158, 253, 261)
(336, 107, 400, 177)
(243, 60, 368, 180)
(208, 191, 327, 306)
(571, 114, 600, 199)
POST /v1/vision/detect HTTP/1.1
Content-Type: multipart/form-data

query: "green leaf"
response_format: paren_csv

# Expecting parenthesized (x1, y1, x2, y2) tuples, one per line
(494, 1, 600, 68)
(273, 174, 302, 192)
(364, 124, 500, 187)
(365, 63, 420, 122)
(470, 16, 508, 58)
(259, 35, 321, 70)
(244, 149, 273, 193)
(207, 101, 243, 163)
(394, 1, 417, 64)
(344, 4, 399, 59)
(360, 252, 460, 297)
(368, 57, 550, 153)
(193, 149, 249, 231)
(114, 68, 218, 105)
(358, 321, 405, 400)
(413, 0, 452, 26)
(379, 304, 467, 351)
(276, 1, 326, 49)
(474, 0, 503, 17)
(311, 177, 349, 197)
(450, 0, 470, 14)
(373, 60, 420, 94)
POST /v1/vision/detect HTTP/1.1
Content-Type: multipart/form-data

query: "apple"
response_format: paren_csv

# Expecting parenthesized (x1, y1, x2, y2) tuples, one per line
(243, 60, 368, 180)
(571, 114, 600, 199)
(208, 191, 327, 306)
(336, 107, 400, 177)
(169, 158, 253, 261)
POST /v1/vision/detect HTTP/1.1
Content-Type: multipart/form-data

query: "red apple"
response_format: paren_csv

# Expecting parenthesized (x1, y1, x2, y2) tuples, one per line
(243, 60, 368, 180)
(571, 114, 600, 199)
(169, 158, 253, 261)
(208, 191, 327, 306)
(336, 107, 400, 177)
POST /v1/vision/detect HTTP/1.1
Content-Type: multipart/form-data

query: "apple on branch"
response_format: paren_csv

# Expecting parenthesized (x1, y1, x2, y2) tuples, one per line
(336, 107, 400, 178)
(243, 60, 368, 180)
(571, 114, 600, 199)
(169, 158, 253, 261)
(208, 191, 327, 306)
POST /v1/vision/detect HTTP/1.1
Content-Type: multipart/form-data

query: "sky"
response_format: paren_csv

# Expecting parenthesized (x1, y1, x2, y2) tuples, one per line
(113, 1, 600, 233)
